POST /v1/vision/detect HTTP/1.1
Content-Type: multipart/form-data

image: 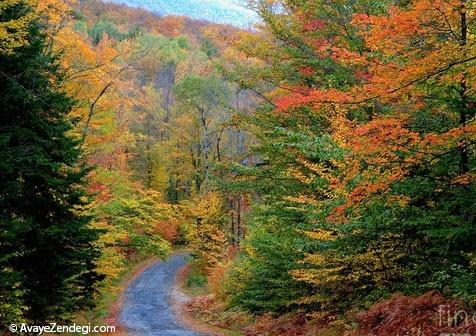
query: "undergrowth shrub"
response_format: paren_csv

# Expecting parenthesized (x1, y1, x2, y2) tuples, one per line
(354, 291, 476, 336)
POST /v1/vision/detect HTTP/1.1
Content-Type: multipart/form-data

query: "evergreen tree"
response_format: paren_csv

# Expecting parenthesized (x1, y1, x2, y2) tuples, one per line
(0, 1, 100, 324)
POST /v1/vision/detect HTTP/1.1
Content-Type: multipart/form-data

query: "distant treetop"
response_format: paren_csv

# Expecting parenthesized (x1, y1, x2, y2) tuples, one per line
(105, 0, 259, 28)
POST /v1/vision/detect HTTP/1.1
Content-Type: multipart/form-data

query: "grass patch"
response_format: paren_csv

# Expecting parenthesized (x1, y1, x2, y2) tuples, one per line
(183, 257, 208, 296)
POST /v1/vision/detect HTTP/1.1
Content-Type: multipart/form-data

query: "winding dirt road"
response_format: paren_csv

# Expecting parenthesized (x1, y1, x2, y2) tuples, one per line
(119, 253, 205, 336)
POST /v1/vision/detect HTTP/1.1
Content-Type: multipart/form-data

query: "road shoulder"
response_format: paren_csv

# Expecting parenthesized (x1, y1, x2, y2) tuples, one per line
(170, 265, 243, 336)
(105, 257, 162, 335)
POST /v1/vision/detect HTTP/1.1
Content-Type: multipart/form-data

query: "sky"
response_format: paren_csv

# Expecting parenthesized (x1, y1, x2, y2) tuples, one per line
(106, 0, 260, 28)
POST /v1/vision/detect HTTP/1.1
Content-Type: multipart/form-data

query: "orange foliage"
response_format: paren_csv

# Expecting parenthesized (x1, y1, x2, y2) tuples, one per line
(206, 245, 237, 299)
(154, 16, 185, 37)
(154, 220, 179, 242)
(275, 88, 353, 111)
(354, 291, 476, 336)
(353, 0, 472, 101)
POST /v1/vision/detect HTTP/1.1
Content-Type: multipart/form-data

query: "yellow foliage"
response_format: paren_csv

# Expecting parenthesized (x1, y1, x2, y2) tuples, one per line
(0, 0, 77, 54)
(187, 192, 228, 270)
(294, 234, 411, 300)
(303, 229, 337, 241)
(0, 0, 35, 54)
(89, 219, 128, 291)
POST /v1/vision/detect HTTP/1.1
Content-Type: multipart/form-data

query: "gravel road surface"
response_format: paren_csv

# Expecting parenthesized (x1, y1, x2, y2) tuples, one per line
(119, 253, 204, 336)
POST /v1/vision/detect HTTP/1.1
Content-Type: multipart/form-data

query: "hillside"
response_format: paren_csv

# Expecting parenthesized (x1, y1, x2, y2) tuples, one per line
(104, 0, 259, 27)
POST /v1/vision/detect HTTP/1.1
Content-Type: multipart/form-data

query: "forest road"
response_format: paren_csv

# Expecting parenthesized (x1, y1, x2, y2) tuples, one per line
(119, 253, 206, 336)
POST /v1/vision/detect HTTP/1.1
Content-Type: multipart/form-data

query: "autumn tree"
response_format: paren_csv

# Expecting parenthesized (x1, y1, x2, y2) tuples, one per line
(174, 75, 232, 193)
(289, 0, 476, 307)
(220, 0, 476, 316)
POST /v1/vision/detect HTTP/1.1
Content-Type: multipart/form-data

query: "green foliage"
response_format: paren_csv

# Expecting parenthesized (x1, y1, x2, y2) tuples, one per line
(186, 261, 208, 289)
(73, 20, 88, 37)
(0, 2, 99, 324)
(220, 0, 476, 318)
(226, 204, 314, 313)
(201, 37, 218, 58)
(132, 33, 189, 78)
(220, 106, 329, 313)
(88, 19, 125, 44)
(174, 75, 229, 112)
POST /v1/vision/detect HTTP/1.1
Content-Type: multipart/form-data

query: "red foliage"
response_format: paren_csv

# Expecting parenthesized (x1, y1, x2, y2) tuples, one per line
(303, 19, 326, 32)
(244, 314, 308, 336)
(275, 88, 353, 111)
(155, 16, 185, 37)
(299, 66, 315, 76)
(154, 220, 179, 242)
(186, 295, 222, 324)
(355, 291, 476, 336)
(86, 182, 112, 203)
